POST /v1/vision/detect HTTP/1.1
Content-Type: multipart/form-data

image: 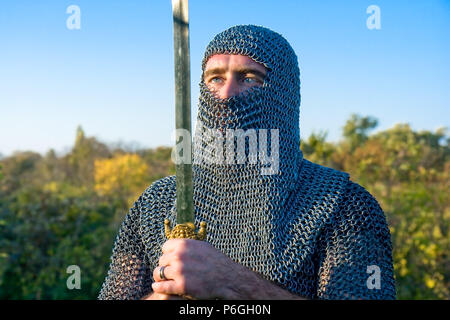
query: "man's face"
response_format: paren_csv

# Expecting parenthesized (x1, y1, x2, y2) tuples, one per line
(203, 54, 267, 99)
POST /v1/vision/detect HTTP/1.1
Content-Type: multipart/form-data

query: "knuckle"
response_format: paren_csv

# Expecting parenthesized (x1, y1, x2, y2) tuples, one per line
(158, 255, 166, 266)
(161, 240, 170, 253)
(152, 267, 159, 281)
(177, 239, 188, 251)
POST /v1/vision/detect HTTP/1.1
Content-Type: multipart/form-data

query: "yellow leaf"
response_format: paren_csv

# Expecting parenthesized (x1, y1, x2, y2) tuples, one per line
(425, 277, 436, 289)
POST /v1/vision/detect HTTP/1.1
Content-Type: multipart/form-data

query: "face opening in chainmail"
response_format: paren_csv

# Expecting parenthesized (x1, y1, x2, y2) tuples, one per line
(202, 53, 269, 102)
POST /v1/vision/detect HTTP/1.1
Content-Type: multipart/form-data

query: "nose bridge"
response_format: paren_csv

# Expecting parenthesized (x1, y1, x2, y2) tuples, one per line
(221, 72, 239, 99)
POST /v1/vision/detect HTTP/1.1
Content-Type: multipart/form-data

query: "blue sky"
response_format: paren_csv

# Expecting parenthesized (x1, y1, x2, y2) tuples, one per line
(0, 0, 449, 156)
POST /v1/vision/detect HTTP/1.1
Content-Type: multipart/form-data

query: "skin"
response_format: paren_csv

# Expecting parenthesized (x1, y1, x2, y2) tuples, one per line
(143, 54, 306, 300)
(203, 54, 267, 99)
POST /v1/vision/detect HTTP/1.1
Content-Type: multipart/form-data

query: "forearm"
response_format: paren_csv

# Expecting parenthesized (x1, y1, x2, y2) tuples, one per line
(220, 262, 307, 300)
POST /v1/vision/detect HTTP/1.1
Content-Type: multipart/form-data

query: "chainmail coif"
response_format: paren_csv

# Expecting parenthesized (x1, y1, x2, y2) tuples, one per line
(98, 25, 396, 300)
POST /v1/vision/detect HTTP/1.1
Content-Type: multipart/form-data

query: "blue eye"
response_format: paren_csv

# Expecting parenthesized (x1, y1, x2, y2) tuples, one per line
(210, 77, 223, 84)
(244, 77, 256, 83)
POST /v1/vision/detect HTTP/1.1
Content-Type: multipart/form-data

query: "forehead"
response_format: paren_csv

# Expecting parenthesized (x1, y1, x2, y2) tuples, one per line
(204, 54, 267, 73)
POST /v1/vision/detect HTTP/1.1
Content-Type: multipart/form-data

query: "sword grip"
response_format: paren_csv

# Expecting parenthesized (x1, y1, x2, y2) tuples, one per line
(164, 219, 207, 240)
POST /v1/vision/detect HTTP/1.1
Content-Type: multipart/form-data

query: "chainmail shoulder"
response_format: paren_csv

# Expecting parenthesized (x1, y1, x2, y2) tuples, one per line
(98, 160, 395, 300)
(316, 179, 396, 299)
(97, 178, 174, 300)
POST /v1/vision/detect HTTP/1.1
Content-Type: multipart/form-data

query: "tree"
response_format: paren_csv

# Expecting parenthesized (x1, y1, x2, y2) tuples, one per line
(300, 130, 336, 168)
(66, 126, 111, 187)
(94, 153, 150, 211)
(342, 114, 378, 151)
(0, 151, 42, 194)
(0, 184, 117, 299)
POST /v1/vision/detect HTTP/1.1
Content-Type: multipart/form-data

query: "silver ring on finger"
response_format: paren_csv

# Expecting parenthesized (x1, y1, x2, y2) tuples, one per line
(159, 265, 168, 281)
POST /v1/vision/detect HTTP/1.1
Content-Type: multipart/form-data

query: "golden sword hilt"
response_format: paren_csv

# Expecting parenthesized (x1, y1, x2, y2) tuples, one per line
(164, 219, 207, 240)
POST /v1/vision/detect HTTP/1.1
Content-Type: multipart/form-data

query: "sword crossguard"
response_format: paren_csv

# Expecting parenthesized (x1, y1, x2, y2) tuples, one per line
(164, 219, 207, 240)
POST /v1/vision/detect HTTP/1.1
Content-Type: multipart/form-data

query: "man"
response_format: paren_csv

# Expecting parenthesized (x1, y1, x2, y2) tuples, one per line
(98, 25, 396, 300)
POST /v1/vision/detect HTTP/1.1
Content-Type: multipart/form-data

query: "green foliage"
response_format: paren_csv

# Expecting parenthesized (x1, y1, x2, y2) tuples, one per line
(300, 130, 335, 167)
(0, 185, 116, 299)
(0, 119, 448, 299)
(342, 113, 378, 152)
(67, 126, 111, 187)
(0, 127, 175, 299)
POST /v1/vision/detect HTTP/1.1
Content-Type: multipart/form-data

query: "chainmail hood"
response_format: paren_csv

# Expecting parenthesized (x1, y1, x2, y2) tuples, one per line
(195, 24, 301, 177)
(189, 24, 306, 278)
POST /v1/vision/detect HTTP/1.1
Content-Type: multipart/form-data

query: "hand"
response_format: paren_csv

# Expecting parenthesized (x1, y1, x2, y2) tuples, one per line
(151, 239, 241, 299)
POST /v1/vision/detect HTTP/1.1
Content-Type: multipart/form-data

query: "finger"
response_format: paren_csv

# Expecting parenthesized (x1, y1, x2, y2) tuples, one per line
(162, 238, 200, 254)
(153, 265, 174, 282)
(152, 278, 186, 296)
(158, 252, 179, 267)
(162, 239, 185, 254)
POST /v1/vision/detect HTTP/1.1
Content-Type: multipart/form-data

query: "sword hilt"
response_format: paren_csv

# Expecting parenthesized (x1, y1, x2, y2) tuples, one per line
(164, 219, 207, 240)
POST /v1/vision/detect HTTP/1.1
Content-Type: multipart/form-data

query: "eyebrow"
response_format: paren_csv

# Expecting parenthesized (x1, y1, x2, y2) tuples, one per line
(204, 67, 266, 79)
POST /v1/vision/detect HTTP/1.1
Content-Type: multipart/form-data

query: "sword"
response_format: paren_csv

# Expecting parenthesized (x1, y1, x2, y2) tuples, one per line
(165, 0, 206, 241)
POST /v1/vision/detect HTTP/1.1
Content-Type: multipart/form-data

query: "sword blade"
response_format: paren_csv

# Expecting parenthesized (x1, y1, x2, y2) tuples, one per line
(172, 0, 193, 224)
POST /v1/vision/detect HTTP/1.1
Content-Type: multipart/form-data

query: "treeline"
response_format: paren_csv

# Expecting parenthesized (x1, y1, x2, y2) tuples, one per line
(0, 116, 448, 299)
(0, 126, 175, 299)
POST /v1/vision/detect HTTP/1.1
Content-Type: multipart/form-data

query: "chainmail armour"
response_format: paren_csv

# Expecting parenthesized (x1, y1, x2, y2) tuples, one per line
(98, 25, 396, 300)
